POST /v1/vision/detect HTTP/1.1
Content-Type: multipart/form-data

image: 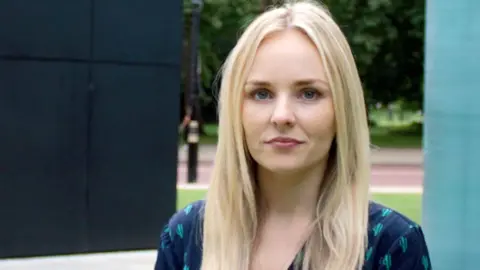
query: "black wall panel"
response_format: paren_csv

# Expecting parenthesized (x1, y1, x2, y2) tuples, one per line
(0, 60, 90, 258)
(86, 64, 179, 252)
(0, 0, 91, 60)
(0, 0, 181, 259)
(93, 0, 183, 65)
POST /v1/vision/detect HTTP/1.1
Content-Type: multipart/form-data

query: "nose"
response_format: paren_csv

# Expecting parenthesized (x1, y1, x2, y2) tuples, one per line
(271, 95, 295, 128)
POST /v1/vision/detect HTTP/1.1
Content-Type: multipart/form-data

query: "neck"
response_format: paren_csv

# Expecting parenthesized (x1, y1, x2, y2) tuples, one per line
(256, 162, 327, 219)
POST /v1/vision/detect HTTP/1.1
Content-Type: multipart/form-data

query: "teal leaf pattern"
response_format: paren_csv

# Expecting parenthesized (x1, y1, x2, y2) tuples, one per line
(422, 255, 429, 270)
(294, 249, 304, 265)
(381, 208, 392, 217)
(163, 226, 174, 241)
(365, 247, 373, 261)
(373, 223, 384, 237)
(160, 240, 166, 250)
(381, 254, 392, 270)
(176, 224, 184, 239)
(399, 236, 408, 253)
(184, 204, 193, 215)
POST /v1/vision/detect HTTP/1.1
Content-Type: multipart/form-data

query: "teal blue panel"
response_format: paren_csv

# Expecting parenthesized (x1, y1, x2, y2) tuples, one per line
(423, 0, 480, 269)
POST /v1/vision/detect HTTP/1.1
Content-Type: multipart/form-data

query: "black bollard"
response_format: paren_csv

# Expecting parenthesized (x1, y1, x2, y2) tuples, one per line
(187, 120, 199, 183)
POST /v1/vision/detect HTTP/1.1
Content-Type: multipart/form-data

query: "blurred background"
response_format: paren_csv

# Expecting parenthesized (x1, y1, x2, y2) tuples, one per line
(1, 0, 479, 269)
(181, 0, 425, 147)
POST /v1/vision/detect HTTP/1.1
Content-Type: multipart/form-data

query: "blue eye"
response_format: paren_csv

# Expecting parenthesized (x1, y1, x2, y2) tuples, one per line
(301, 89, 319, 100)
(253, 89, 272, 100)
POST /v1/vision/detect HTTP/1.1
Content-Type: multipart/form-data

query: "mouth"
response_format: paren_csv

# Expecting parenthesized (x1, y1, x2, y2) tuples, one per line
(265, 136, 304, 148)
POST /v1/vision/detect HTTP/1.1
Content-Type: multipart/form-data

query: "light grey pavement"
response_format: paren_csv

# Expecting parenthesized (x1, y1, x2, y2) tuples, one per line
(0, 250, 157, 270)
(178, 144, 423, 166)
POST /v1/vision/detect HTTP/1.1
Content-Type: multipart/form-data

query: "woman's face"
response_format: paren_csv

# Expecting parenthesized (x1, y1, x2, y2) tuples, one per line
(242, 29, 336, 174)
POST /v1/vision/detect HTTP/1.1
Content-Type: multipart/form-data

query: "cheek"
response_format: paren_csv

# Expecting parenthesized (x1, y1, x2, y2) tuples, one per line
(242, 103, 269, 143)
(241, 103, 256, 141)
(305, 103, 336, 138)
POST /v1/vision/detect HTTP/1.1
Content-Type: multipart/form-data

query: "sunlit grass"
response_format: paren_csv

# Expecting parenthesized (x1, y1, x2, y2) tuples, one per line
(176, 189, 423, 224)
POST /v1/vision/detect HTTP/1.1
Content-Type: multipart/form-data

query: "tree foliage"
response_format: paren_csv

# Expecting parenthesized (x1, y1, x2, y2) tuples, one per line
(324, 0, 425, 107)
(181, 0, 426, 118)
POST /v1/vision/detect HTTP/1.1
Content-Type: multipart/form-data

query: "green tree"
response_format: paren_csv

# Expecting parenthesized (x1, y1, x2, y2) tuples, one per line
(324, 0, 425, 109)
(181, 0, 426, 123)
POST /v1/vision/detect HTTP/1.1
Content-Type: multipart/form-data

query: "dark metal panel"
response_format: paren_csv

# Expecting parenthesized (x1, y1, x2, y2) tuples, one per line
(0, 0, 91, 60)
(87, 64, 179, 252)
(92, 0, 183, 65)
(0, 60, 90, 258)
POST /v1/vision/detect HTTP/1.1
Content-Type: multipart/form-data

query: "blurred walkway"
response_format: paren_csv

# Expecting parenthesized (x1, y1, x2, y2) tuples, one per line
(178, 145, 423, 166)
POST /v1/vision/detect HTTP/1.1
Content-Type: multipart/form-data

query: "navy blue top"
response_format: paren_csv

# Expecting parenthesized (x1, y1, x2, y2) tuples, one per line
(154, 200, 431, 270)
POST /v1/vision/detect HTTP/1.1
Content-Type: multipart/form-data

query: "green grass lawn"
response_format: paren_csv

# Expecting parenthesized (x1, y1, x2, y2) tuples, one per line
(179, 127, 422, 149)
(370, 126, 422, 148)
(192, 127, 422, 148)
(176, 189, 423, 224)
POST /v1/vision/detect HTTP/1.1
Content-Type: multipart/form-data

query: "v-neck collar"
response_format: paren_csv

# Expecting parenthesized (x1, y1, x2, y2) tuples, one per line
(288, 247, 305, 270)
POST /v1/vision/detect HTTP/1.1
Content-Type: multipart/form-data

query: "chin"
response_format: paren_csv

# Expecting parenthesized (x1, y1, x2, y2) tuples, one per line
(259, 160, 305, 174)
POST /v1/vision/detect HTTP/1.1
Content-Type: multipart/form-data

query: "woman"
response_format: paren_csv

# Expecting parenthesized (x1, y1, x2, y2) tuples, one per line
(155, 1, 431, 269)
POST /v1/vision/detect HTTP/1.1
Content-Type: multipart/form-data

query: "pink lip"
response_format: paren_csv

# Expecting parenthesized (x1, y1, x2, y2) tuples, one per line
(265, 137, 303, 148)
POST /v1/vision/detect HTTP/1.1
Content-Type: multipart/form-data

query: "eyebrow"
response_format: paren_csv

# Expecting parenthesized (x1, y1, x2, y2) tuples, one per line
(245, 79, 329, 88)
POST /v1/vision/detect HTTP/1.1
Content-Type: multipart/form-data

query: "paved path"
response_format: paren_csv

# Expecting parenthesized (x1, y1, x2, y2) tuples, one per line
(177, 145, 424, 189)
(178, 145, 424, 166)
(177, 163, 424, 188)
(0, 250, 157, 270)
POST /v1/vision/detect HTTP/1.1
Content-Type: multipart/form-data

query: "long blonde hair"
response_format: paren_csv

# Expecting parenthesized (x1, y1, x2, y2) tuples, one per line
(201, 1, 372, 269)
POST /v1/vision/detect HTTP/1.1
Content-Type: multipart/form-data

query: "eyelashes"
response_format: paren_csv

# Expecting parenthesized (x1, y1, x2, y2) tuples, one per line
(250, 89, 272, 100)
(247, 87, 323, 102)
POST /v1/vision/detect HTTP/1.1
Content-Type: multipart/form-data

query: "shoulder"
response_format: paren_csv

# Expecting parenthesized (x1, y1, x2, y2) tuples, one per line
(154, 200, 205, 270)
(164, 200, 205, 238)
(365, 201, 431, 270)
(368, 200, 418, 241)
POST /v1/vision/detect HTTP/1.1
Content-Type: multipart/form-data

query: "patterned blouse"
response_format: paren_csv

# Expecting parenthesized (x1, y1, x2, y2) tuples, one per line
(154, 200, 432, 270)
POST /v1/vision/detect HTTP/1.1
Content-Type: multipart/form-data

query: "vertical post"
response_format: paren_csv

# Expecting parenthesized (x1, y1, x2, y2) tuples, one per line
(187, 120, 199, 183)
(187, 0, 203, 183)
(422, 0, 480, 269)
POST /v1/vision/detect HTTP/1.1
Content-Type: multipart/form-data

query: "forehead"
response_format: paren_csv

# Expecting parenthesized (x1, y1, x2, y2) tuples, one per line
(247, 29, 327, 82)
